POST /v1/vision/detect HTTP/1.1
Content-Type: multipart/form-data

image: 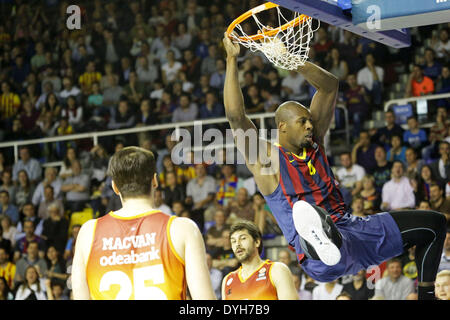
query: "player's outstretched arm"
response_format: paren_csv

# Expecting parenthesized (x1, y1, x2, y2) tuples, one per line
(171, 217, 217, 300)
(72, 219, 96, 300)
(270, 262, 299, 300)
(296, 62, 339, 147)
(222, 34, 279, 196)
(223, 33, 257, 135)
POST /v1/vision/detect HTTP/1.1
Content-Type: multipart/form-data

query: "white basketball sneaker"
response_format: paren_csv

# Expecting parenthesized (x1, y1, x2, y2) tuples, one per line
(292, 200, 342, 266)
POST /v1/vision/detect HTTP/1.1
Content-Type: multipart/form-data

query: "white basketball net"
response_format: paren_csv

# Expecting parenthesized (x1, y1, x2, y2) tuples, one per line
(230, 6, 318, 70)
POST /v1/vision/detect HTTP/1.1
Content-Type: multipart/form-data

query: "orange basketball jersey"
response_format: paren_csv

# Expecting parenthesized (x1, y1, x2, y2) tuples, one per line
(86, 210, 186, 300)
(223, 260, 278, 300)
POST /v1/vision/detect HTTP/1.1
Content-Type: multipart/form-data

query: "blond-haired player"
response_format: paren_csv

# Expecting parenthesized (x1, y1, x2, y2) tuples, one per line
(72, 147, 216, 300)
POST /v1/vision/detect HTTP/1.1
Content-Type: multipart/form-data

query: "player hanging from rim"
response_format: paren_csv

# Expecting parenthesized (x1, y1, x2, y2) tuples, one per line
(222, 33, 447, 300)
(72, 146, 216, 300)
(222, 220, 299, 300)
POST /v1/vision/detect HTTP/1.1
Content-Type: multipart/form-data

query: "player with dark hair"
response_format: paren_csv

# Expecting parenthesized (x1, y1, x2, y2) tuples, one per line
(72, 147, 215, 300)
(223, 34, 447, 300)
(222, 220, 298, 300)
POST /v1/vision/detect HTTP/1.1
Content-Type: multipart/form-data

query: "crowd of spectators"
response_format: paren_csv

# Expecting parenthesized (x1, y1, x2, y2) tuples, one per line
(0, 0, 449, 300)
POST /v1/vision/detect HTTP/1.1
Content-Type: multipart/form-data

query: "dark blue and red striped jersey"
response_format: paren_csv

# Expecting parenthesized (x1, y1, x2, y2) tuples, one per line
(263, 141, 349, 253)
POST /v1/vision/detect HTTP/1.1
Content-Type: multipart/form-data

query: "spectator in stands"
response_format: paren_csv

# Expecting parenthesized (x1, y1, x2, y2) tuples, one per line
(278, 249, 302, 276)
(153, 188, 172, 216)
(436, 66, 450, 94)
(135, 56, 158, 86)
(216, 164, 242, 207)
(405, 64, 435, 98)
(40, 92, 61, 119)
(14, 239, 47, 285)
(201, 44, 218, 76)
(209, 59, 226, 93)
(374, 258, 415, 300)
(45, 280, 69, 300)
(371, 110, 404, 150)
(387, 135, 408, 164)
(14, 170, 35, 211)
(429, 183, 450, 221)
(44, 245, 68, 287)
(343, 270, 374, 300)
(431, 27, 450, 60)
(359, 175, 380, 215)
(0, 153, 6, 178)
(32, 167, 62, 208)
(0, 248, 15, 292)
(78, 61, 101, 96)
(181, 49, 201, 83)
(420, 48, 442, 81)
(381, 161, 416, 211)
(205, 209, 230, 257)
(123, 71, 146, 109)
(325, 47, 349, 81)
(425, 106, 450, 161)
(211, 229, 238, 276)
(415, 165, 435, 203)
(0, 190, 19, 225)
(418, 200, 432, 210)
(350, 196, 366, 218)
(199, 91, 224, 119)
(403, 115, 428, 151)
(292, 273, 312, 300)
(41, 203, 68, 254)
(312, 279, 343, 300)
(102, 74, 123, 109)
(19, 99, 40, 137)
(107, 99, 136, 130)
(206, 252, 222, 300)
(14, 265, 47, 300)
(60, 160, 90, 214)
(16, 202, 43, 236)
(429, 141, 450, 187)
(336, 152, 365, 196)
(162, 172, 185, 208)
(171, 93, 198, 123)
(405, 147, 424, 177)
(0, 171, 15, 204)
(63, 224, 81, 261)
(173, 22, 193, 52)
(344, 74, 370, 138)
(1, 215, 17, 249)
(0, 224, 11, 256)
(226, 187, 256, 225)
(435, 270, 450, 300)
(438, 230, 450, 272)
(37, 185, 64, 220)
(186, 163, 216, 211)
(0, 81, 21, 129)
(12, 146, 42, 185)
(357, 53, 384, 107)
(351, 130, 377, 173)
(281, 70, 309, 103)
(59, 77, 81, 105)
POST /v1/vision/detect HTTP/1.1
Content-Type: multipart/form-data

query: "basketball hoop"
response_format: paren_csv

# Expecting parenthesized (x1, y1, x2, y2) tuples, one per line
(226, 2, 318, 70)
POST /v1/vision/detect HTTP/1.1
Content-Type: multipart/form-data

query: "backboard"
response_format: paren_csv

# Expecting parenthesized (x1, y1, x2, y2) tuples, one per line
(270, 0, 450, 48)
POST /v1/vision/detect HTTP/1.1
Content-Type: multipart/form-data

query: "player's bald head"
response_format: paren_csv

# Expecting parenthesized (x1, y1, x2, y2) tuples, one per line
(275, 101, 310, 127)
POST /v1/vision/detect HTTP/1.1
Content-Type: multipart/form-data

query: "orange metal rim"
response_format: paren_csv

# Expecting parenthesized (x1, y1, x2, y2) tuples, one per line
(226, 2, 311, 42)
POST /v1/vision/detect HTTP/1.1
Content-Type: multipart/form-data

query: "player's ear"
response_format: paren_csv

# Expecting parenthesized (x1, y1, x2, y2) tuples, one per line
(111, 180, 120, 195)
(152, 173, 159, 190)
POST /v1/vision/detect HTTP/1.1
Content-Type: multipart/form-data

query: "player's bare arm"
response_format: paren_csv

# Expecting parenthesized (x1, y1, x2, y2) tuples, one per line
(72, 219, 97, 300)
(170, 217, 217, 300)
(296, 62, 339, 147)
(223, 34, 279, 195)
(270, 262, 299, 300)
